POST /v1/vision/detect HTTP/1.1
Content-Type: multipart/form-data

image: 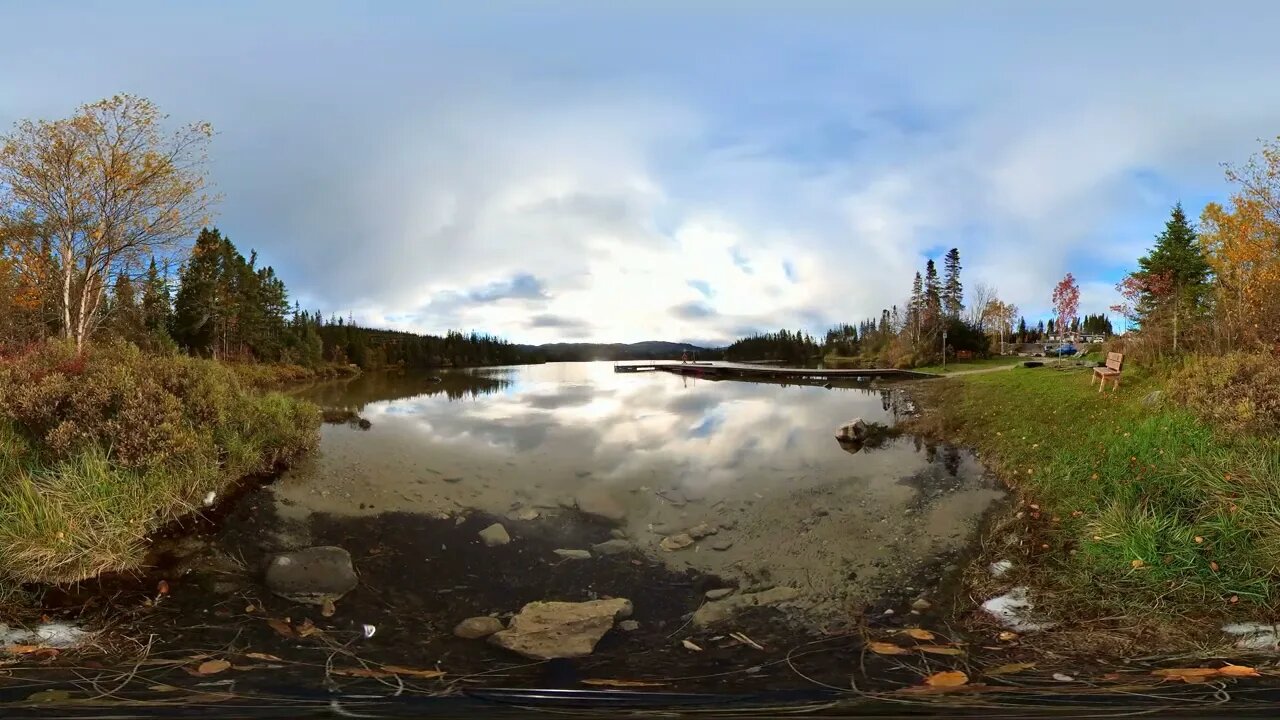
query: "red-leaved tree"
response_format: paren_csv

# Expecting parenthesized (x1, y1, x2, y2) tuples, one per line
(1052, 273, 1080, 339)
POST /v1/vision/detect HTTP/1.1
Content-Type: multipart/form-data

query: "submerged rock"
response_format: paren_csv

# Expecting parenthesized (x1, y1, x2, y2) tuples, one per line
(835, 418, 869, 442)
(659, 533, 695, 551)
(489, 598, 633, 659)
(264, 546, 358, 605)
(554, 548, 592, 560)
(710, 538, 735, 551)
(510, 508, 540, 521)
(454, 616, 504, 639)
(591, 539, 634, 556)
(618, 620, 640, 632)
(687, 522, 718, 539)
(479, 523, 512, 547)
(693, 586, 799, 626)
(574, 489, 627, 525)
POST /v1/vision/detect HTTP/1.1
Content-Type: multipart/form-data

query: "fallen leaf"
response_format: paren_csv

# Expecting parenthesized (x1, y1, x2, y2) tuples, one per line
(244, 652, 283, 662)
(1053, 673, 1075, 682)
(1101, 672, 1123, 681)
(244, 604, 257, 613)
(917, 645, 964, 656)
(1194, 536, 1204, 544)
(197, 659, 231, 675)
(869, 641, 909, 655)
(148, 684, 181, 692)
(4, 644, 54, 655)
(997, 631, 1019, 642)
(681, 639, 703, 652)
(296, 619, 320, 638)
(266, 618, 294, 638)
(925, 671, 968, 688)
(157, 580, 170, 595)
(900, 628, 936, 641)
(321, 599, 336, 618)
(332, 667, 393, 679)
(1218, 664, 1260, 678)
(987, 663, 1036, 676)
(1131, 559, 1145, 569)
(382, 665, 445, 679)
(1152, 667, 1220, 679)
(582, 678, 667, 688)
(26, 689, 72, 703)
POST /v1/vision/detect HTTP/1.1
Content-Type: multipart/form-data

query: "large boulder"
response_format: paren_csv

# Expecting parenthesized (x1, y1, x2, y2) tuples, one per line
(573, 488, 627, 525)
(489, 598, 633, 660)
(264, 546, 358, 605)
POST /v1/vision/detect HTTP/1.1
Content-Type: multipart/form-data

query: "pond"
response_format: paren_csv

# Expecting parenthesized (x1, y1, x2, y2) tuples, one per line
(19, 362, 1006, 701)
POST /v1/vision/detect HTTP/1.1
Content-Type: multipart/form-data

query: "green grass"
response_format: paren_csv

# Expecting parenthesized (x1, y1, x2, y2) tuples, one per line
(0, 341, 320, 585)
(914, 355, 1025, 374)
(914, 364, 1280, 620)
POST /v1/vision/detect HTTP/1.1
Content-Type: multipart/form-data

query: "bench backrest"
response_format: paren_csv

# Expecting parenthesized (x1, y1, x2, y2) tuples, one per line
(1106, 352, 1124, 371)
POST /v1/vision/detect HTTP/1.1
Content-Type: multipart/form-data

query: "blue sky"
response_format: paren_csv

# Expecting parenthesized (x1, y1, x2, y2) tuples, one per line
(3, 1, 1279, 344)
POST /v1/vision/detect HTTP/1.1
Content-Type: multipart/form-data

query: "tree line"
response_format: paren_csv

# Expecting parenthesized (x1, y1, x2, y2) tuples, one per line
(0, 95, 527, 370)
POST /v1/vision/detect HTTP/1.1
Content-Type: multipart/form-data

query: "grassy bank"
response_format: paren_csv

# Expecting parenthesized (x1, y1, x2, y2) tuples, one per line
(911, 362, 1280, 623)
(913, 355, 1025, 374)
(0, 341, 320, 584)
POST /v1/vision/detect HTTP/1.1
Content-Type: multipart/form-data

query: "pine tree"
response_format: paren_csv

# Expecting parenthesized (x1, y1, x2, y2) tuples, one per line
(923, 259, 942, 328)
(1134, 203, 1212, 352)
(141, 257, 173, 345)
(942, 248, 963, 318)
(106, 271, 145, 343)
(908, 271, 924, 343)
(172, 228, 225, 356)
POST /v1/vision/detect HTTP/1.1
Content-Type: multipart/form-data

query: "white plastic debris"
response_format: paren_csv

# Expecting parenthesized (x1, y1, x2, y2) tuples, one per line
(0, 622, 93, 649)
(989, 560, 1013, 578)
(362, 624, 377, 638)
(1223, 622, 1280, 651)
(203, 491, 217, 506)
(981, 586, 1056, 632)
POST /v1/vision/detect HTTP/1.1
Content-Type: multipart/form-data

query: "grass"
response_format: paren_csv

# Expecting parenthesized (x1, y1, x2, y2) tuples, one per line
(911, 363, 1280, 623)
(913, 355, 1026, 375)
(0, 341, 320, 585)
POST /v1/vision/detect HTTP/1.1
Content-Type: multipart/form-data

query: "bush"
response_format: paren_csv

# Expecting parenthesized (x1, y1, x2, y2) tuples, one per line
(0, 340, 320, 583)
(1171, 353, 1280, 436)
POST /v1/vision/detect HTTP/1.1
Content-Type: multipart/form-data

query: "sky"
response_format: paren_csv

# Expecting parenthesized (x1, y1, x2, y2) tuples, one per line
(3, 1, 1279, 345)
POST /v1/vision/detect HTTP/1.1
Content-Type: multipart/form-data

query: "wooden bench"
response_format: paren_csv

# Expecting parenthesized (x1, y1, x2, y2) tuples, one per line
(955, 350, 974, 360)
(1091, 352, 1124, 392)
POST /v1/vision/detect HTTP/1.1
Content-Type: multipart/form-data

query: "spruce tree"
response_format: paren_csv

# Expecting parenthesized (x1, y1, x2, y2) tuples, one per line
(924, 260, 942, 326)
(1135, 203, 1212, 351)
(942, 248, 963, 318)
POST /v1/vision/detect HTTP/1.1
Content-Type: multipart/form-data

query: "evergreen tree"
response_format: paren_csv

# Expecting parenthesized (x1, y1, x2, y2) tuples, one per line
(942, 248, 964, 318)
(923, 260, 942, 324)
(106, 272, 145, 343)
(1133, 203, 1212, 352)
(172, 228, 225, 356)
(140, 257, 173, 348)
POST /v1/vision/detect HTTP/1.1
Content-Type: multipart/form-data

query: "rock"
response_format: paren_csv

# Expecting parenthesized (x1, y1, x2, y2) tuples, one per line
(554, 549, 592, 560)
(687, 522, 718, 539)
(710, 538, 735, 551)
(591, 539, 634, 556)
(835, 418, 868, 442)
(659, 533, 695, 551)
(479, 523, 511, 547)
(618, 620, 640, 632)
(719, 518, 738, 530)
(911, 598, 932, 611)
(489, 598, 633, 659)
(510, 508, 540, 521)
(443, 476, 464, 484)
(693, 587, 799, 626)
(574, 488, 627, 525)
(609, 528, 628, 539)
(357, 418, 373, 430)
(705, 588, 735, 600)
(1141, 390, 1164, 407)
(454, 616, 504, 639)
(264, 546, 358, 605)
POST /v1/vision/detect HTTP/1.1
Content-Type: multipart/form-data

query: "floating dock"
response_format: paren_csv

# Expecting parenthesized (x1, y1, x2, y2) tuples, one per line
(613, 361, 938, 381)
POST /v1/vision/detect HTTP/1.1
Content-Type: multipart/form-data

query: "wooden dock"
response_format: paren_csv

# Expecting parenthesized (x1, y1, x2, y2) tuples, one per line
(614, 360, 938, 381)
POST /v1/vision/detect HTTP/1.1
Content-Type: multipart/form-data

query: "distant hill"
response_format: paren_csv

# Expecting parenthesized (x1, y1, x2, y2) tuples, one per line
(518, 341, 723, 362)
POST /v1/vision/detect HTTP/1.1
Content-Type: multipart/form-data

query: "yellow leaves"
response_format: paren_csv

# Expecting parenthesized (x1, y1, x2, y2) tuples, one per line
(244, 652, 282, 662)
(195, 659, 231, 675)
(997, 631, 1019, 642)
(925, 671, 969, 688)
(869, 641, 909, 655)
(1153, 665, 1259, 682)
(899, 628, 936, 641)
(1131, 559, 1145, 569)
(1219, 664, 1260, 678)
(331, 666, 445, 680)
(917, 645, 964, 656)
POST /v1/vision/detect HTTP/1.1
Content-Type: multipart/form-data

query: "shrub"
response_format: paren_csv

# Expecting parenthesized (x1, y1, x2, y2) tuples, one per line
(0, 340, 320, 583)
(1171, 352, 1280, 436)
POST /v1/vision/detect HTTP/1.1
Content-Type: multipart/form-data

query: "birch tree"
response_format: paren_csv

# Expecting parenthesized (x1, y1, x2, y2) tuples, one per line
(0, 95, 214, 349)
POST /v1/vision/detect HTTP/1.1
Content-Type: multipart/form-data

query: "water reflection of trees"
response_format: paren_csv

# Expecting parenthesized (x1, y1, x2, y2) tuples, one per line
(296, 370, 510, 412)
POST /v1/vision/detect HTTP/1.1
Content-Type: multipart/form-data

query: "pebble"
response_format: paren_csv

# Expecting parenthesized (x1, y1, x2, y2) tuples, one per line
(659, 533, 695, 551)
(710, 538, 734, 551)
(705, 588, 735, 600)
(687, 523, 717, 539)
(618, 620, 640, 632)
(911, 598, 932, 611)
(454, 616, 504, 639)
(478, 523, 511, 547)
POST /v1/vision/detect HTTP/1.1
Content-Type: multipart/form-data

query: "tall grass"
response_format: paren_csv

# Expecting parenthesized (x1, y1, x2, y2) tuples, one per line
(0, 340, 320, 584)
(915, 364, 1280, 618)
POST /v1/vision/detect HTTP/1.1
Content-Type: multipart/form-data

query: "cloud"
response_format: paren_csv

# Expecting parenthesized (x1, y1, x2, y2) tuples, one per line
(4, 1, 1278, 343)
